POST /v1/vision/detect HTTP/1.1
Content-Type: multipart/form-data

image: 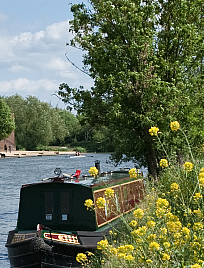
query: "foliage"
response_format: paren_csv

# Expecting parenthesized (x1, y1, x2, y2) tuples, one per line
(5, 93, 114, 151)
(59, 0, 204, 177)
(73, 146, 87, 153)
(59, 109, 81, 143)
(0, 97, 15, 140)
(5, 94, 80, 150)
(76, 121, 204, 268)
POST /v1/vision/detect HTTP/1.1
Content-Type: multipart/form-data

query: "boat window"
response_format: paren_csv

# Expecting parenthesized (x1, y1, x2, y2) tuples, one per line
(45, 192, 53, 220)
(60, 191, 69, 221)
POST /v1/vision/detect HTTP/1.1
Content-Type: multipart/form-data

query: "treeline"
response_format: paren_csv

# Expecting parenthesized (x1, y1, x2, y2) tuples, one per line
(4, 94, 114, 152)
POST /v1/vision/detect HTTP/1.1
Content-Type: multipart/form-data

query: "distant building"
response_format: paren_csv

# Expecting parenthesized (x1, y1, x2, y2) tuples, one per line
(0, 130, 16, 152)
(0, 114, 16, 152)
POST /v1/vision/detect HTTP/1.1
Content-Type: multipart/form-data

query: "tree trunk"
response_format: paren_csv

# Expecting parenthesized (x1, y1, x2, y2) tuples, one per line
(144, 128, 158, 180)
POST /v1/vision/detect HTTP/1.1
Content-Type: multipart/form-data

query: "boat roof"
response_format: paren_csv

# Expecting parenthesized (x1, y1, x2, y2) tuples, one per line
(21, 170, 136, 189)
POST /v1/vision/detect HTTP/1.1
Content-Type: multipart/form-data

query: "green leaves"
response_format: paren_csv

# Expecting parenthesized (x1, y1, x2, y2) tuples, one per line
(5, 95, 80, 150)
(59, 0, 204, 175)
(0, 97, 15, 140)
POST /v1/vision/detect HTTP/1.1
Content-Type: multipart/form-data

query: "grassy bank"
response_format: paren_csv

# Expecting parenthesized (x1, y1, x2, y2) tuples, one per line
(76, 122, 204, 268)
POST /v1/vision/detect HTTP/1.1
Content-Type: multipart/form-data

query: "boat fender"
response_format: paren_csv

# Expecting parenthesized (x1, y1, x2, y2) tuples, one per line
(30, 236, 53, 252)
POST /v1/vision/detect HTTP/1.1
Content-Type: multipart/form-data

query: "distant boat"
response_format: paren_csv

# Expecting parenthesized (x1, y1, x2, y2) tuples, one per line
(5, 163, 145, 268)
(70, 154, 86, 159)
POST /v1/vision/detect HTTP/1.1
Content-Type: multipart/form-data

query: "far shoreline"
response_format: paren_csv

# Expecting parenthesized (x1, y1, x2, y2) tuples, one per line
(0, 150, 76, 158)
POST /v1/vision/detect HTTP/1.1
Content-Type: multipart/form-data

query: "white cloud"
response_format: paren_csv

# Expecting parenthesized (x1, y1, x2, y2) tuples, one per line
(0, 20, 93, 107)
(9, 63, 28, 72)
(47, 57, 68, 71)
(45, 21, 69, 40)
(0, 78, 58, 93)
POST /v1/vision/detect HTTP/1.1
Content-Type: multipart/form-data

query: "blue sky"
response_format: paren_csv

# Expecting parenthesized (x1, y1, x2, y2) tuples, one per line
(0, 0, 93, 108)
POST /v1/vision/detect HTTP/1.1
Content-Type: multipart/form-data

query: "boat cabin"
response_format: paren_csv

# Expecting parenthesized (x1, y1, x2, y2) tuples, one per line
(17, 171, 145, 233)
(6, 167, 145, 268)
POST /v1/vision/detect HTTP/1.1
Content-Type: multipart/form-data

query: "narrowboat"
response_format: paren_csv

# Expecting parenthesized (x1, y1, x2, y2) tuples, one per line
(5, 162, 145, 268)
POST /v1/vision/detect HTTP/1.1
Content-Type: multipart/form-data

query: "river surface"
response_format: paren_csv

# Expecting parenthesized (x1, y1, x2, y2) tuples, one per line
(0, 153, 146, 267)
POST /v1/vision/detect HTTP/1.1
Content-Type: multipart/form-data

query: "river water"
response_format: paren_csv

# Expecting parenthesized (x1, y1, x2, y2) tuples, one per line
(0, 153, 146, 267)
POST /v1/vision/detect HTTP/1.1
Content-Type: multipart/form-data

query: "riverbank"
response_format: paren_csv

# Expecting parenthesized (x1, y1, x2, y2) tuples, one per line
(0, 150, 76, 158)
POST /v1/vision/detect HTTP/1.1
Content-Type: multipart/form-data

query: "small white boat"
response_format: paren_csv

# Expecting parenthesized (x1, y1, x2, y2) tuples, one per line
(70, 155, 86, 159)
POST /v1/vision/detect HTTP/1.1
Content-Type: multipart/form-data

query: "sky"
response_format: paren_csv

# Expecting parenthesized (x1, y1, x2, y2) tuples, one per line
(0, 0, 93, 109)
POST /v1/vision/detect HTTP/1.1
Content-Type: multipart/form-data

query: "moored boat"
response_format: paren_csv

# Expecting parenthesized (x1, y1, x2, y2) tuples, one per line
(5, 162, 145, 268)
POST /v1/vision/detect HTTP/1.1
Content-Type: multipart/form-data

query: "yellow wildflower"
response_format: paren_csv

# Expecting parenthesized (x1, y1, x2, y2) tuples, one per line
(193, 222, 203, 231)
(84, 199, 94, 210)
(200, 167, 204, 173)
(156, 207, 166, 218)
(117, 245, 126, 253)
(129, 220, 137, 228)
(132, 226, 147, 236)
(118, 245, 134, 253)
(191, 264, 201, 268)
(109, 246, 117, 255)
(162, 253, 170, 261)
(190, 242, 201, 250)
(146, 259, 153, 263)
(199, 176, 204, 187)
(170, 182, 179, 191)
(129, 168, 139, 178)
(89, 166, 98, 176)
(149, 126, 159, 136)
(76, 253, 88, 264)
(124, 245, 134, 252)
(198, 172, 204, 179)
(183, 162, 194, 172)
(118, 253, 126, 259)
(104, 188, 114, 198)
(149, 241, 160, 251)
(160, 228, 167, 235)
(136, 238, 143, 244)
(166, 212, 179, 221)
(156, 198, 169, 208)
(125, 254, 134, 261)
(174, 238, 185, 247)
(163, 242, 171, 249)
(182, 227, 190, 236)
(193, 234, 198, 240)
(96, 197, 106, 209)
(174, 232, 182, 239)
(133, 208, 144, 219)
(167, 221, 182, 233)
(170, 121, 180, 131)
(193, 209, 203, 218)
(97, 239, 109, 251)
(147, 220, 156, 228)
(147, 234, 157, 242)
(193, 192, 203, 199)
(159, 159, 168, 168)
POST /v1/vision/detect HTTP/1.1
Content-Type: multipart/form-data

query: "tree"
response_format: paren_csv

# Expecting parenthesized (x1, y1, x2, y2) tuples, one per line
(59, 0, 203, 177)
(5, 94, 27, 148)
(48, 108, 67, 145)
(5, 94, 81, 149)
(0, 97, 15, 140)
(59, 109, 81, 143)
